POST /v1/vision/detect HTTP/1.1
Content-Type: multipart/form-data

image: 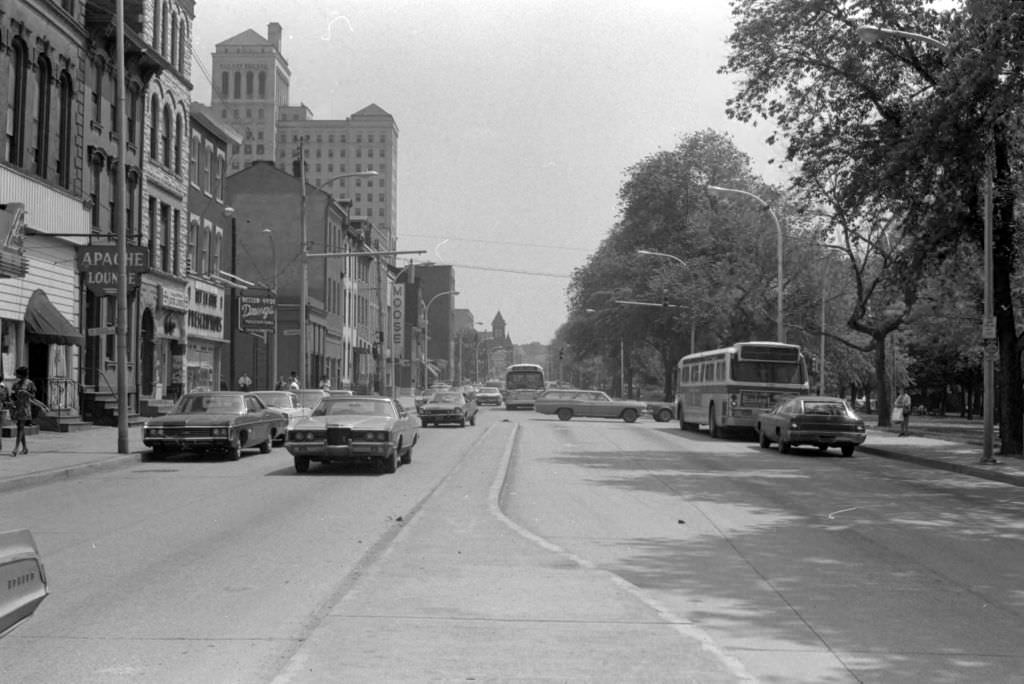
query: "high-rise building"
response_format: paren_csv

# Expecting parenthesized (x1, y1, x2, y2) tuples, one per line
(209, 23, 399, 254)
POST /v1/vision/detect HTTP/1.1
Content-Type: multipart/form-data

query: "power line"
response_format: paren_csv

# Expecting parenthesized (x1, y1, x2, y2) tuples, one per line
(446, 262, 570, 279)
(400, 233, 591, 254)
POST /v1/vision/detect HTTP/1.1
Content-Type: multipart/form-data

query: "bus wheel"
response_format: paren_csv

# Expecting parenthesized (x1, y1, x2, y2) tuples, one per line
(708, 405, 721, 439)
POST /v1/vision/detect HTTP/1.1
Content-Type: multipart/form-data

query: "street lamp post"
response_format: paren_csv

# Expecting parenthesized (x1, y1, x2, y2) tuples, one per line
(262, 228, 278, 388)
(636, 249, 697, 353)
(706, 186, 784, 342)
(298, 168, 379, 388)
(856, 25, 995, 463)
(423, 290, 458, 389)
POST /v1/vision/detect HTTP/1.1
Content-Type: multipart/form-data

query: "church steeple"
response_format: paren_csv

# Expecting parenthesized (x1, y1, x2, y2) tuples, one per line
(492, 311, 507, 342)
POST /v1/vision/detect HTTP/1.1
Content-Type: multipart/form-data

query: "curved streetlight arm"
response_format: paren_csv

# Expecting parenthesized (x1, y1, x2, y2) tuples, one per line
(636, 249, 686, 267)
(706, 185, 784, 342)
(423, 290, 459, 387)
(855, 24, 948, 50)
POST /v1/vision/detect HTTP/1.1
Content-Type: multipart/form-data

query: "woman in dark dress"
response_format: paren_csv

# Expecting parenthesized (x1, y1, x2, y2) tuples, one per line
(10, 366, 36, 457)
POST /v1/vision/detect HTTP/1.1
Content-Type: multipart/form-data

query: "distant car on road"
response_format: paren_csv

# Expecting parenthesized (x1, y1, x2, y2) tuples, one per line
(286, 395, 418, 474)
(755, 395, 867, 457)
(294, 389, 329, 411)
(534, 389, 647, 423)
(142, 391, 288, 460)
(419, 390, 478, 427)
(475, 386, 503, 406)
(253, 391, 312, 445)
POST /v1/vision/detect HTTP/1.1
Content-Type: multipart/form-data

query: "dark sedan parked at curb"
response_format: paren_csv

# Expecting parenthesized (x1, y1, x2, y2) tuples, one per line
(286, 395, 418, 474)
(419, 391, 478, 427)
(142, 391, 288, 460)
(756, 395, 867, 457)
(534, 389, 648, 423)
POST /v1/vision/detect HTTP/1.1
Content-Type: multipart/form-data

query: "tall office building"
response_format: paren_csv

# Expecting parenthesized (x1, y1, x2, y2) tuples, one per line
(209, 23, 399, 252)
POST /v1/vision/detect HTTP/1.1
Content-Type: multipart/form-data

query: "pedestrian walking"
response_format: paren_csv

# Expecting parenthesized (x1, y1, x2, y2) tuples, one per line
(288, 371, 301, 391)
(237, 372, 252, 391)
(318, 375, 332, 390)
(894, 387, 912, 436)
(10, 366, 36, 457)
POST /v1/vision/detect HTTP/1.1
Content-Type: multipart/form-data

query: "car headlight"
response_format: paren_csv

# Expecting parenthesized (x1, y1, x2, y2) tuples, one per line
(211, 427, 228, 436)
(290, 431, 325, 441)
(145, 426, 163, 436)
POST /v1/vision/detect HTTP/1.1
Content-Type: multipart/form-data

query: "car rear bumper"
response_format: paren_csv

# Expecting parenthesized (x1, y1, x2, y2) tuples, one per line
(789, 431, 867, 446)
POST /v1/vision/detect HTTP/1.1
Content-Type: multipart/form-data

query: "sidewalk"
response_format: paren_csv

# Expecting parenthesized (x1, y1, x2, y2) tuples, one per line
(0, 425, 144, 494)
(0, 417, 1022, 495)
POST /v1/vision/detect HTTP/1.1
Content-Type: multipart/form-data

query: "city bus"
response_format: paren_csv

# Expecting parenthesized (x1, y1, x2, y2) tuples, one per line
(504, 363, 545, 410)
(675, 341, 809, 437)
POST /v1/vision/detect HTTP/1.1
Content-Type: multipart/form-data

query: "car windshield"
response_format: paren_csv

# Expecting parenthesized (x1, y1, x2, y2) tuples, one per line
(178, 394, 245, 414)
(313, 399, 396, 418)
(429, 393, 462, 404)
(295, 391, 326, 409)
(256, 393, 296, 409)
(802, 400, 851, 416)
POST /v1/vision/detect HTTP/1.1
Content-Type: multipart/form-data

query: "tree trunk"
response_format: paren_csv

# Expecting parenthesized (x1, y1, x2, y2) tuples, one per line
(874, 334, 891, 427)
(993, 133, 1022, 455)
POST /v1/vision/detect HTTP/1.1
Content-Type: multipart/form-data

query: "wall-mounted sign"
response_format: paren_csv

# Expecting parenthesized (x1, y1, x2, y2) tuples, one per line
(238, 288, 276, 334)
(391, 284, 405, 358)
(76, 245, 149, 296)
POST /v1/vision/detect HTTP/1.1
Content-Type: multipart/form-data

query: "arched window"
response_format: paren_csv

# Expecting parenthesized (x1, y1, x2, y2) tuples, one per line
(35, 54, 52, 178)
(161, 3, 169, 56)
(220, 71, 229, 101)
(245, 71, 254, 98)
(57, 71, 73, 188)
(170, 14, 178, 68)
(7, 37, 29, 166)
(178, 18, 187, 73)
(258, 71, 266, 98)
(174, 112, 182, 174)
(233, 71, 241, 99)
(187, 219, 198, 273)
(149, 94, 160, 160)
(162, 105, 172, 166)
(153, 0, 162, 53)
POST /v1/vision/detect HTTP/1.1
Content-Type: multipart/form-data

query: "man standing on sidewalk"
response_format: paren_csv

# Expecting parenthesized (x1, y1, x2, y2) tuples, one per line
(894, 387, 912, 436)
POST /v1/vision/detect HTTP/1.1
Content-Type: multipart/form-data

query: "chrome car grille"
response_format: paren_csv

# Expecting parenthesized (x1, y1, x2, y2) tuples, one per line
(327, 427, 353, 445)
(158, 427, 217, 438)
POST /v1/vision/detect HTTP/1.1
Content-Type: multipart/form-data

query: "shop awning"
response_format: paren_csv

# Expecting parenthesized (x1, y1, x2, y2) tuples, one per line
(25, 289, 84, 346)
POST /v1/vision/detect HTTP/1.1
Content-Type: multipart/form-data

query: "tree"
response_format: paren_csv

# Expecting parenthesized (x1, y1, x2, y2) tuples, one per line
(722, 0, 1024, 454)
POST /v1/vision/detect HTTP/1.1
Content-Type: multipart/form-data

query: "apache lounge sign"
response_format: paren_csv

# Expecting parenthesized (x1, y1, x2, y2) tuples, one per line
(76, 245, 149, 296)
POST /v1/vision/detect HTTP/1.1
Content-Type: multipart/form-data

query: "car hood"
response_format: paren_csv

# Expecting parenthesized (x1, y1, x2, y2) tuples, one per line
(144, 413, 243, 427)
(291, 415, 396, 430)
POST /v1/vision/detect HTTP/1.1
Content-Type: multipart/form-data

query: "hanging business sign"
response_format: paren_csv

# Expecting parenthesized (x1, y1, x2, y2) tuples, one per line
(391, 283, 405, 358)
(76, 244, 149, 296)
(238, 288, 276, 334)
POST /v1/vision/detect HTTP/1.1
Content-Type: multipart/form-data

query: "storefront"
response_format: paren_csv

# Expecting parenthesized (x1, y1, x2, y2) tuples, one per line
(185, 279, 228, 393)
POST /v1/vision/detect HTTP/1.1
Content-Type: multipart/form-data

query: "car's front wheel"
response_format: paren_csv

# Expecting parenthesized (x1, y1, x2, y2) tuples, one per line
(381, 448, 398, 474)
(557, 408, 573, 421)
(294, 455, 310, 473)
(758, 428, 771, 448)
(259, 438, 272, 454)
(778, 436, 792, 454)
(622, 408, 638, 423)
(401, 442, 413, 465)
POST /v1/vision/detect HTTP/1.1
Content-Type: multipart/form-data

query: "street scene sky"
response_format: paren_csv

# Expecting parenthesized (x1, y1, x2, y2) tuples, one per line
(191, 0, 793, 344)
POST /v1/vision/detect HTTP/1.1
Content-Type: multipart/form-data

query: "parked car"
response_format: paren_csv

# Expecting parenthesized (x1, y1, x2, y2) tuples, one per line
(534, 389, 647, 423)
(647, 401, 675, 422)
(755, 395, 867, 457)
(294, 389, 329, 411)
(142, 391, 288, 460)
(419, 390, 478, 427)
(286, 395, 418, 474)
(253, 391, 313, 445)
(0, 529, 48, 638)
(475, 386, 503, 406)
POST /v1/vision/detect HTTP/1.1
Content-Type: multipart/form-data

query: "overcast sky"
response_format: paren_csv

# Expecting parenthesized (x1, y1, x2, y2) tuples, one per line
(191, 0, 793, 344)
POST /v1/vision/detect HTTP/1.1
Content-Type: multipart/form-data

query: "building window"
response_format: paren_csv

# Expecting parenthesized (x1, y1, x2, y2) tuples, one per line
(15, 44, 43, 166)
(57, 71, 73, 188)
(174, 113, 183, 174)
(161, 204, 172, 272)
(127, 85, 139, 145)
(246, 71, 254, 98)
(162, 105, 172, 166)
(220, 72, 229, 100)
(34, 55, 52, 179)
(258, 71, 266, 97)
(233, 72, 241, 99)
(150, 95, 160, 160)
(189, 135, 199, 185)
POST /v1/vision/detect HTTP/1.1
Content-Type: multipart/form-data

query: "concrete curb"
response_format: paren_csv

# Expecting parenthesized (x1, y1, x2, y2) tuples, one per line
(0, 451, 144, 495)
(858, 445, 1024, 488)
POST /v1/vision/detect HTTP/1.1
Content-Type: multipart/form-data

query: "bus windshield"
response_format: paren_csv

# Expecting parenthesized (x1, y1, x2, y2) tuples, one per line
(506, 371, 544, 390)
(731, 359, 805, 384)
